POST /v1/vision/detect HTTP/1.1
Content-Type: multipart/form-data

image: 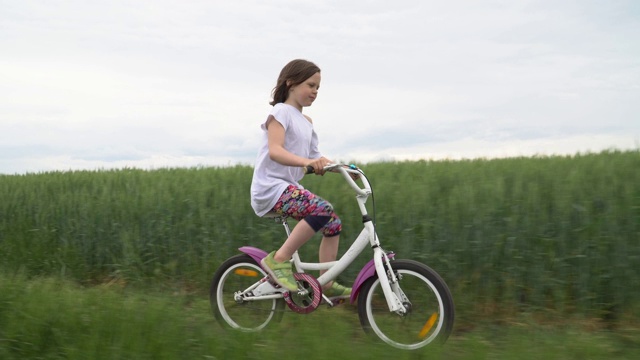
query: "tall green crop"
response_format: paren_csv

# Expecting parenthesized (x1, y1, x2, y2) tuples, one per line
(1, 150, 638, 323)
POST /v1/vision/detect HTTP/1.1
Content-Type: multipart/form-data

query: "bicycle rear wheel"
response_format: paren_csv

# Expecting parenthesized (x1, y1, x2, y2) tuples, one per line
(210, 254, 284, 331)
(357, 259, 454, 350)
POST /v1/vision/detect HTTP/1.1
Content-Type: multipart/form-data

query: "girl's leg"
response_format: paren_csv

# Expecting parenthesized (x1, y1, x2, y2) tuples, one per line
(319, 212, 342, 267)
(273, 220, 316, 262)
(263, 185, 348, 293)
(271, 186, 338, 262)
(319, 235, 339, 275)
(318, 216, 344, 291)
(262, 219, 316, 291)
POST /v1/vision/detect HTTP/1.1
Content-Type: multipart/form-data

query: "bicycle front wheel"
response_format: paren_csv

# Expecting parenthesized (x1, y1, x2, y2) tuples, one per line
(357, 259, 455, 350)
(210, 254, 284, 331)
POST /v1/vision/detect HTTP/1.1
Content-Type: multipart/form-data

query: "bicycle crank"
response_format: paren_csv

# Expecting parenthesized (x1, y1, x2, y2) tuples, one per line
(283, 273, 322, 314)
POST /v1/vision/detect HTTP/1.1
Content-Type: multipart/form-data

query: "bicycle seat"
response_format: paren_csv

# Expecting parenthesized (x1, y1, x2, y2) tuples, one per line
(262, 211, 281, 219)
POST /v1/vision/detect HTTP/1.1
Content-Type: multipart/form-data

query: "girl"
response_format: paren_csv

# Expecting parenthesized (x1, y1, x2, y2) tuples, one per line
(250, 59, 350, 298)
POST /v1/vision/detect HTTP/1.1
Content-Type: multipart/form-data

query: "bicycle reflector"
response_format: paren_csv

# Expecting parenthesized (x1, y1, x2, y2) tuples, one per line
(234, 269, 259, 277)
(418, 313, 439, 339)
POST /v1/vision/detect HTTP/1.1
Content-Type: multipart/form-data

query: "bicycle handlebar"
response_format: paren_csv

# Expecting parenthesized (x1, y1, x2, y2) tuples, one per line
(302, 164, 370, 197)
(302, 165, 316, 175)
(302, 164, 348, 175)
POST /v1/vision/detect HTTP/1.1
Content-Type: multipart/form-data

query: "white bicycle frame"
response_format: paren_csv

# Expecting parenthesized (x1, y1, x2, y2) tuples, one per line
(253, 164, 407, 313)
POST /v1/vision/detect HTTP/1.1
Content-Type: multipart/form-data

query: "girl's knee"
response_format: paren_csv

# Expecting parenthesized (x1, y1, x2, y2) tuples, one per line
(321, 215, 342, 237)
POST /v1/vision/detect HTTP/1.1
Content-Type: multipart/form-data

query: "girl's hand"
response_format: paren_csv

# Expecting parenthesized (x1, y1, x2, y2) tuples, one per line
(307, 157, 332, 176)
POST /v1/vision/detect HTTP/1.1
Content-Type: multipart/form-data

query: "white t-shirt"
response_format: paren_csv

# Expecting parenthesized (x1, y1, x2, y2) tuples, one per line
(250, 103, 322, 216)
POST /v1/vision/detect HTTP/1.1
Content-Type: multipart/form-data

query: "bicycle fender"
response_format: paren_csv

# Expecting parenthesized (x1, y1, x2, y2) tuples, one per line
(350, 253, 395, 304)
(238, 246, 268, 264)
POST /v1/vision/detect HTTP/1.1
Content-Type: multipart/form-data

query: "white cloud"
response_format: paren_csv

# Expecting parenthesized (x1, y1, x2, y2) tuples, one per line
(0, 0, 638, 174)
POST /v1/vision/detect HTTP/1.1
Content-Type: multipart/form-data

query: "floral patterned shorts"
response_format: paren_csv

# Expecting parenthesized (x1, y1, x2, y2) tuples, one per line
(271, 185, 342, 237)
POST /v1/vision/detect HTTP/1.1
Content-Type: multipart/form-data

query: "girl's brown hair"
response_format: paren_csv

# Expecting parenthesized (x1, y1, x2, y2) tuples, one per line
(270, 59, 321, 106)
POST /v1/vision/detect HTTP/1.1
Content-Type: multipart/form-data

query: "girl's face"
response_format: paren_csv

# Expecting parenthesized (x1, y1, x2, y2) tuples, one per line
(286, 72, 321, 111)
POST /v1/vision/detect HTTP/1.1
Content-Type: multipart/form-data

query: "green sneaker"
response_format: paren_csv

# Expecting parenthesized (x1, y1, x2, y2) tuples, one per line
(324, 282, 352, 298)
(261, 251, 298, 292)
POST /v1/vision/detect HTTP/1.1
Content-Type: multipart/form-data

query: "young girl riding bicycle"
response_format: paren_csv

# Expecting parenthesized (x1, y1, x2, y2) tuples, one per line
(250, 59, 350, 298)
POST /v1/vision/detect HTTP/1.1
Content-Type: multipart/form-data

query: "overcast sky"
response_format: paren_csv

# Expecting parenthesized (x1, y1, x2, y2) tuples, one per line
(1, 0, 638, 174)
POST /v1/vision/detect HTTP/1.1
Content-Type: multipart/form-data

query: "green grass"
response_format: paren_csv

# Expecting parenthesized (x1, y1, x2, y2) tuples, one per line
(0, 274, 638, 359)
(1, 150, 639, 325)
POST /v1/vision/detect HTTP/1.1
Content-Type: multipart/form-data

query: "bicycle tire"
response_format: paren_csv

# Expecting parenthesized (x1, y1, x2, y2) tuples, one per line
(357, 259, 455, 350)
(210, 254, 285, 331)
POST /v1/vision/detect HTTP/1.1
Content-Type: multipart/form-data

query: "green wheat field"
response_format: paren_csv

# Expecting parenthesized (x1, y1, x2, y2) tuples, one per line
(1, 150, 639, 359)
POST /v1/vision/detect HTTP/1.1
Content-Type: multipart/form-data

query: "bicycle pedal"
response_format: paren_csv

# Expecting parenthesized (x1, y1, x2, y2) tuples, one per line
(331, 298, 346, 305)
(322, 297, 347, 307)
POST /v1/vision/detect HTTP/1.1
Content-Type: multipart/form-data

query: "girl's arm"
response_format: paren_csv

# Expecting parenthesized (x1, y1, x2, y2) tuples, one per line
(266, 116, 330, 174)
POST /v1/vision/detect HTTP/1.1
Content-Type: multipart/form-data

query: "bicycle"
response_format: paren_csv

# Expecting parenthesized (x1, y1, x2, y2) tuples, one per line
(210, 164, 455, 350)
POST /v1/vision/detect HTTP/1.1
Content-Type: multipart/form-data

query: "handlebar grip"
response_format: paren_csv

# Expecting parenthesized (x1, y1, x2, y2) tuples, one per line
(303, 165, 315, 175)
